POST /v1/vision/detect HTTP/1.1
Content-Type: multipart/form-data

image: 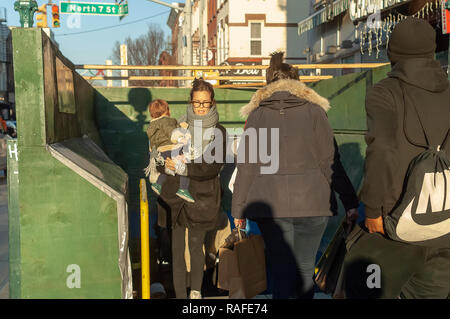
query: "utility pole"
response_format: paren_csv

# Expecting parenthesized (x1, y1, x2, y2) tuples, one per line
(199, 0, 204, 66)
(106, 60, 113, 87)
(120, 44, 128, 87)
(148, 0, 192, 66)
(185, 0, 192, 66)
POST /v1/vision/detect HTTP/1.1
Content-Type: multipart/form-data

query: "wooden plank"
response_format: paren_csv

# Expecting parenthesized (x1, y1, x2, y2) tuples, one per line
(83, 75, 334, 81)
(75, 63, 389, 70)
(85, 76, 265, 81)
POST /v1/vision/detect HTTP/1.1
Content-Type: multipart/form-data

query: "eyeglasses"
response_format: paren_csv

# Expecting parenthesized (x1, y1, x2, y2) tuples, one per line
(191, 101, 212, 108)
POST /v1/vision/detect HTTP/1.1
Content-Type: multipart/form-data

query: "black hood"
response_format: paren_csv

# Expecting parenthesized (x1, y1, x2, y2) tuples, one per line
(388, 58, 449, 93)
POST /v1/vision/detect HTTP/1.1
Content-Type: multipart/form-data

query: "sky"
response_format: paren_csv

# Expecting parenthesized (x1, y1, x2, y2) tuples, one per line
(2, 0, 181, 65)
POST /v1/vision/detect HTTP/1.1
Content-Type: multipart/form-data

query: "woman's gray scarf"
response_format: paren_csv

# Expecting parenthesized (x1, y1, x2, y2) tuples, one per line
(180, 104, 219, 158)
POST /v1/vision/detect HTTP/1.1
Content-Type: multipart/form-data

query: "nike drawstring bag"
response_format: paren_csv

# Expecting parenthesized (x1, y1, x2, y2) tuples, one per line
(384, 81, 450, 248)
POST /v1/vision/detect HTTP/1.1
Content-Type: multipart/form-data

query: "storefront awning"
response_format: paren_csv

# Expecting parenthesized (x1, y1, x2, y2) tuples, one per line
(298, 0, 350, 36)
(298, 0, 414, 36)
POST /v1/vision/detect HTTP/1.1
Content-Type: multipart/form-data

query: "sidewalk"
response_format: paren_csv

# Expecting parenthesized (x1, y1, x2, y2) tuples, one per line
(0, 174, 8, 299)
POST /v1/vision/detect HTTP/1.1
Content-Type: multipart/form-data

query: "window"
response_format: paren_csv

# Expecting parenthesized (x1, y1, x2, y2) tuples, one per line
(320, 34, 324, 55)
(218, 20, 223, 64)
(250, 22, 262, 56)
(222, 22, 226, 62)
(224, 22, 229, 60)
(337, 17, 341, 47)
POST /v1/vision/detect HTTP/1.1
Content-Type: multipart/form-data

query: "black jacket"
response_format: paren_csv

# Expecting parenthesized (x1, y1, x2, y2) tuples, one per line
(157, 124, 227, 230)
(360, 58, 450, 219)
(231, 79, 359, 220)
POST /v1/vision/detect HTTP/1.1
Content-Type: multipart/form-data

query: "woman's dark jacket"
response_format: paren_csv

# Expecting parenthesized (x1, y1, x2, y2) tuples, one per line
(231, 79, 359, 220)
(157, 124, 227, 230)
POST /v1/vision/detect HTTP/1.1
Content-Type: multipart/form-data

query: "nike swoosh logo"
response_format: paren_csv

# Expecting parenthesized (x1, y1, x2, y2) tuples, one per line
(396, 198, 450, 242)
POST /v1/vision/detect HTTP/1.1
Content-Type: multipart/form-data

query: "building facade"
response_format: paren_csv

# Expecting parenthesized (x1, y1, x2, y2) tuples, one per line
(298, 0, 449, 76)
(166, 0, 449, 82)
(158, 51, 177, 87)
(207, 0, 218, 65)
(168, 0, 311, 68)
(215, 0, 309, 66)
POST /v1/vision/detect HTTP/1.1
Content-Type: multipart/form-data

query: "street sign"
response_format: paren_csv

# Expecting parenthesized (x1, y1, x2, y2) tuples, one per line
(220, 60, 263, 77)
(59, 1, 128, 16)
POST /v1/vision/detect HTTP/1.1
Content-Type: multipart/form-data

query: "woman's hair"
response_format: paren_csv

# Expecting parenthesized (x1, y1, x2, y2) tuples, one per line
(266, 51, 299, 84)
(190, 78, 216, 105)
(149, 99, 169, 118)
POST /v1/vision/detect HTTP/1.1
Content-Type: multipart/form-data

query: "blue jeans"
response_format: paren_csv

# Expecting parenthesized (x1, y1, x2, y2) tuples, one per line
(255, 216, 329, 299)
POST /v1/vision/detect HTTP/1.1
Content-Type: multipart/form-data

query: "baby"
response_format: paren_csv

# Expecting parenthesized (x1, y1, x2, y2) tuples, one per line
(146, 99, 194, 203)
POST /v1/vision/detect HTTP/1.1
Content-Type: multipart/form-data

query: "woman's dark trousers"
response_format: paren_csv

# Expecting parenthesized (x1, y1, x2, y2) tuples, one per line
(255, 216, 329, 299)
(171, 225, 207, 298)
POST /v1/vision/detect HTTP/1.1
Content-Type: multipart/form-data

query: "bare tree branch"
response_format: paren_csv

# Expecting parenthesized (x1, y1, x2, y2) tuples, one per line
(111, 23, 168, 86)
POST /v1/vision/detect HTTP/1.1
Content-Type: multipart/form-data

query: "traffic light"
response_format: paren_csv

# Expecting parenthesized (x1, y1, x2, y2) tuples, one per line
(51, 4, 60, 28)
(35, 3, 47, 28)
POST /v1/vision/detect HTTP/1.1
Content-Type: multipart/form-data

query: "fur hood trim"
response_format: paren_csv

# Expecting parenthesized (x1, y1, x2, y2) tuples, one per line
(240, 79, 330, 117)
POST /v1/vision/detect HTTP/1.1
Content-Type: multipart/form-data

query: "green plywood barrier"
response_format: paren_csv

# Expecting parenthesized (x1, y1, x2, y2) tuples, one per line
(311, 66, 391, 132)
(10, 28, 132, 298)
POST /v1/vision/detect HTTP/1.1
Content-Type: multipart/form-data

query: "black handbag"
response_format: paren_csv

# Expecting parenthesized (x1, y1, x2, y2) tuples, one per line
(314, 220, 353, 296)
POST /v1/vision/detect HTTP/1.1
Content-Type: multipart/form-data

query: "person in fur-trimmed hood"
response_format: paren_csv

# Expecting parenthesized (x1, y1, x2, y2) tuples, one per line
(231, 52, 359, 299)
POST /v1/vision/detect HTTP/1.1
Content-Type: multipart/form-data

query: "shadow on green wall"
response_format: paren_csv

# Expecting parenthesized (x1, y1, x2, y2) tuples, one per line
(95, 87, 160, 296)
(318, 141, 365, 259)
(339, 142, 366, 193)
(309, 69, 374, 101)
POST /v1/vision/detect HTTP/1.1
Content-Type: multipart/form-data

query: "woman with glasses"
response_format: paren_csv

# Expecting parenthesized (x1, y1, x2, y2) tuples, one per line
(156, 78, 228, 299)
